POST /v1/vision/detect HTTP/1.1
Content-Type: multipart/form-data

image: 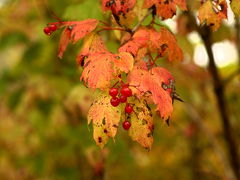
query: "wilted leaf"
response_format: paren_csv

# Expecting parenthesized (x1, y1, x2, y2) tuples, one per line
(198, 0, 228, 31)
(88, 93, 121, 148)
(128, 100, 154, 149)
(143, 0, 187, 19)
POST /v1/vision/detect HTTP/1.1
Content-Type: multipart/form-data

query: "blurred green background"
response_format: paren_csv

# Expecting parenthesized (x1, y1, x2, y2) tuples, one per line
(0, 0, 239, 179)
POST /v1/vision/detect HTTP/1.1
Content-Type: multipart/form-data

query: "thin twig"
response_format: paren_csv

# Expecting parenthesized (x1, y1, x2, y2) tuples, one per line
(132, 9, 153, 33)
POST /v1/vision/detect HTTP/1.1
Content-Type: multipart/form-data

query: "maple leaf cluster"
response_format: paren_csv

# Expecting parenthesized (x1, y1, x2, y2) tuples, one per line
(44, 0, 236, 149)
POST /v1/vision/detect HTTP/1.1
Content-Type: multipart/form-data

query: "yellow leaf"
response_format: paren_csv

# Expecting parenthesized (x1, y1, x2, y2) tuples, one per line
(88, 93, 121, 148)
(198, 0, 228, 31)
(128, 100, 154, 149)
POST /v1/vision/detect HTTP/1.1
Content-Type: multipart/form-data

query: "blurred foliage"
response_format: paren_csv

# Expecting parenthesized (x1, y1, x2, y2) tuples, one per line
(0, 0, 239, 179)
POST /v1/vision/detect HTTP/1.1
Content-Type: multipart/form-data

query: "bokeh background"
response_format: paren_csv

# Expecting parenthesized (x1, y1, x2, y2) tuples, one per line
(0, 0, 239, 179)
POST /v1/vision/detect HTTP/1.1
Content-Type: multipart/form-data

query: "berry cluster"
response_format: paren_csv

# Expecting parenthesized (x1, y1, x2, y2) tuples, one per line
(109, 84, 133, 130)
(43, 24, 58, 36)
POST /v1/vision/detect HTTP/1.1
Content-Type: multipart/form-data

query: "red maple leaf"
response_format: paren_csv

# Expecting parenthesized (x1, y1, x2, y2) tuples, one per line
(127, 61, 174, 120)
(143, 0, 187, 19)
(52, 19, 99, 58)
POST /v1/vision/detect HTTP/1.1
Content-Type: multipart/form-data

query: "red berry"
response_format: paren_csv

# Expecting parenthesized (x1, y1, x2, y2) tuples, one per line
(110, 97, 120, 107)
(125, 104, 133, 114)
(109, 88, 118, 97)
(43, 27, 52, 36)
(120, 87, 132, 97)
(122, 121, 131, 130)
(119, 95, 127, 103)
(48, 24, 57, 32)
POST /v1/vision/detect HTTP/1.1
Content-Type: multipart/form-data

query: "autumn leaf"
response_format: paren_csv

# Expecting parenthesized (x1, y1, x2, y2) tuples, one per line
(113, 52, 134, 73)
(143, 0, 187, 19)
(128, 100, 154, 149)
(230, 0, 240, 16)
(119, 28, 149, 56)
(76, 33, 108, 65)
(149, 28, 183, 61)
(119, 27, 183, 62)
(198, 0, 228, 31)
(102, 0, 136, 15)
(80, 52, 134, 89)
(127, 61, 174, 120)
(88, 93, 121, 148)
(58, 28, 72, 59)
(57, 19, 99, 58)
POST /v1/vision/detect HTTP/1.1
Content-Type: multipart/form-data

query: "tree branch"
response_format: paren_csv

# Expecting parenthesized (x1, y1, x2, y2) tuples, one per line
(186, 12, 240, 180)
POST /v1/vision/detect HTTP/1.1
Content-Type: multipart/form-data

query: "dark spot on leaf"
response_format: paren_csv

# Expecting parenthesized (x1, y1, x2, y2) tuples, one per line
(113, 124, 118, 128)
(142, 119, 148, 125)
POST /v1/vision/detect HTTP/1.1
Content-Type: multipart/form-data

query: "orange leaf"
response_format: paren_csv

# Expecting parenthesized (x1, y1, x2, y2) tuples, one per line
(81, 52, 134, 89)
(119, 28, 149, 56)
(127, 61, 174, 120)
(102, 0, 136, 15)
(143, 0, 187, 19)
(198, 0, 228, 31)
(149, 28, 183, 62)
(58, 28, 72, 59)
(119, 27, 183, 62)
(76, 33, 108, 65)
(57, 19, 99, 58)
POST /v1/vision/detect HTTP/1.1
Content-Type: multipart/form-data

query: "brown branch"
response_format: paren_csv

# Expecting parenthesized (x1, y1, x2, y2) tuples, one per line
(186, 12, 240, 180)
(202, 27, 240, 180)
